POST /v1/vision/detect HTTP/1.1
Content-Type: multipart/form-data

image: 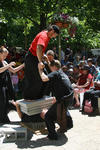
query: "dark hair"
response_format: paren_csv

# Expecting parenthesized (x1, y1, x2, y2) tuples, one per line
(0, 48, 3, 53)
(50, 59, 55, 66)
(47, 25, 60, 34)
(50, 59, 61, 69)
(65, 48, 71, 55)
(82, 65, 90, 71)
(74, 65, 79, 69)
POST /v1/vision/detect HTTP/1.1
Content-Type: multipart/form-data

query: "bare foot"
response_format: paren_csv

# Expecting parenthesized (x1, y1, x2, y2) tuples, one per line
(74, 103, 80, 107)
(11, 100, 19, 107)
(52, 97, 56, 104)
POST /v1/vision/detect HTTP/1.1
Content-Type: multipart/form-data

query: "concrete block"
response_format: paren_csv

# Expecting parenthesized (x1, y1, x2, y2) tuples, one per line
(18, 96, 53, 116)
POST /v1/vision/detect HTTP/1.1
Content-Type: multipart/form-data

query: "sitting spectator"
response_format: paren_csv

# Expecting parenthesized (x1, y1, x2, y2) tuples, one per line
(46, 50, 54, 62)
(17, 69, 24, 95)
(61, 50, 65, 66)
(81, 56, 87, 65)
(62, 49, 72, 66)
(73, 65, 93, 107)
(66, 62, 73, 70)
(43, 50, 55, 74)
(71, 65, 80, 84)
(87, 58, 97, 78)
(73, 56, 80, 66)
(79, 61, 85, 72)
(11, 73, 19, 97)
(82, 71, 100, 116)
(52, 47, 58, 59)
(65, 48, 73, 62)
(62, 55, 69, 66)
(62, 65, 68, 75)
(68, 68, 74, 83)
(95, 61, 100, 72)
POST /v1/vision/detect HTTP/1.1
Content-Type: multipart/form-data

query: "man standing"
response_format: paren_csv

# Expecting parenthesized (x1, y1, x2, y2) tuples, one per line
(23, 25, 59, 100)
(38, 60, 73, 140)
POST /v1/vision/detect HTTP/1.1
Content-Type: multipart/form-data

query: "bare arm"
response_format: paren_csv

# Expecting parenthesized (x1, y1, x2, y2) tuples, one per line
(0, 62, 16, 73)
(0, 64, 11, 73)
(77, 78, 91, 88)
(38, 63, 49, 82)
(36, 45, 45, 69)
(37, 45, 44, 62)
(8, 63, 24, 73)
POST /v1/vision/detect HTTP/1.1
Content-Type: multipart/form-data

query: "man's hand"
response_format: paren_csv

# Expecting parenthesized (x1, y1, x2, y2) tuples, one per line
(11, 100, 19, 108)
(40, 109, 48, 119)
(38, 62, 45, 70)
(38, 62, 49, 82)
(72, 83, 77, 88)
(43, 55, 49, 63)
(52, 97, 56, 104)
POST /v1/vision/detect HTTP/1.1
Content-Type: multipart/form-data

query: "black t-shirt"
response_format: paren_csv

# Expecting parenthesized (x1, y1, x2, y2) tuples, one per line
(47, 69, 73, 101)
(0, 61, 7, 87)
(43, 61, 51, 74)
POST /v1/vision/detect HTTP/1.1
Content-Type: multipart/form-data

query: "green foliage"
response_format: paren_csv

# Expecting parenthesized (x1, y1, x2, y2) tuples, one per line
(0, 0, 100, 50)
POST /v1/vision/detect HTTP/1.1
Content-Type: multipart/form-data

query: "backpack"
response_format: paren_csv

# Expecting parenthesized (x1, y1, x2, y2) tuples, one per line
(84, 100, 93, 113)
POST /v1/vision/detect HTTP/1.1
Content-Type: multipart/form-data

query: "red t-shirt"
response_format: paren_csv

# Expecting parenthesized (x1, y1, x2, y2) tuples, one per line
(29, 30, 50, 56)
(78, 73, 93, 89)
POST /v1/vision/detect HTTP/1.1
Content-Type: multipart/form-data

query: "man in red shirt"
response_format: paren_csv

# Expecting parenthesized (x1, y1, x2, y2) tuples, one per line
(23, 25, 59, 100)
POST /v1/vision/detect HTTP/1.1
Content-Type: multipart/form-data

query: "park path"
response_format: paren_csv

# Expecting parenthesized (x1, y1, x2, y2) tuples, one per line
(0, 109, 100, 150)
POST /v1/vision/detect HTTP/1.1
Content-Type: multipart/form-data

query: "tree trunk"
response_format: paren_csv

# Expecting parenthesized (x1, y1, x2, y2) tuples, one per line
(25, 35, 27, 50)
(39, 0, 47, 31)
(40, 13, 47, 31)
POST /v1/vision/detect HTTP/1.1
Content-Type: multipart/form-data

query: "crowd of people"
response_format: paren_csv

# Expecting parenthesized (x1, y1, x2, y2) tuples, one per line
(60, 50, 100, 116)
(0, 25, 100, 141)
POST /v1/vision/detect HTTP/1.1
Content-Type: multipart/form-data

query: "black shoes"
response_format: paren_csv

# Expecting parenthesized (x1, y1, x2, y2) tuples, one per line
(47, 133, 58, 140)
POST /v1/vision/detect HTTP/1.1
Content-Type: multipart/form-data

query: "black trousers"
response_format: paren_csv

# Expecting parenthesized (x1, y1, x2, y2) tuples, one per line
(83, 89, 100, 110)
(45, 103, 57, 137)
(23, 52, 45, 100)
(45, 94, 73, 137)
(0, 88, 10, 123)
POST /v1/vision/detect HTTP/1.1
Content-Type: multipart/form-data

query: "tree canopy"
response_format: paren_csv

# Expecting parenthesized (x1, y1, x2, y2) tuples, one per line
(0, 0, 100, 50)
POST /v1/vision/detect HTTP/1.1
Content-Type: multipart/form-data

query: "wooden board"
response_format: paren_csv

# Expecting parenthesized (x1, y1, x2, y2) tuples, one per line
(20, 122, 48, 135)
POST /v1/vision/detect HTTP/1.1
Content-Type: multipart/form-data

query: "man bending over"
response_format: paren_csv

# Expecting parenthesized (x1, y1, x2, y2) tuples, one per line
(38, 60, 73, 140)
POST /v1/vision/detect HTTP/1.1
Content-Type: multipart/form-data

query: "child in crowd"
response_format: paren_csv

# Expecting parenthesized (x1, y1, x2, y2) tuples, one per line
(11, 73, 19, 97)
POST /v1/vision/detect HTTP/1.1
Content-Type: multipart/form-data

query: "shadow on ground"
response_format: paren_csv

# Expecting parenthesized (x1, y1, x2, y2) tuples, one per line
(15, 133, 68, 149)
